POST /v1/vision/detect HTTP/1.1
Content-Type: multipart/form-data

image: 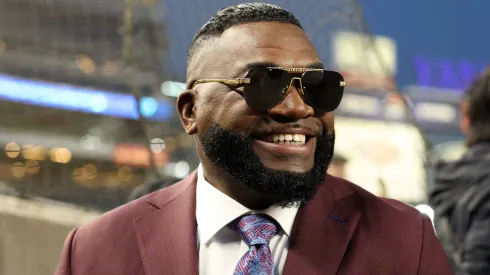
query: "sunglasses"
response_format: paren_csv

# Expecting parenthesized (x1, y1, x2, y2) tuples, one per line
(191, 67, 346, 113)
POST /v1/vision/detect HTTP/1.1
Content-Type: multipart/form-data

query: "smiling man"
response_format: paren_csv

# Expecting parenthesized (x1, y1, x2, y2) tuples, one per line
(55, 3, 453, 275)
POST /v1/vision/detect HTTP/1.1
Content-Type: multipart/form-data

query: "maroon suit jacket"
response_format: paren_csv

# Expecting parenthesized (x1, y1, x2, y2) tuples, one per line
(55, 172, 454, 275)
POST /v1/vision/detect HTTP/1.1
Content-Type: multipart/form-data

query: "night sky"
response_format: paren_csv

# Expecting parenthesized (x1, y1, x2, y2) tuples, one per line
(161, 0, 488, 90)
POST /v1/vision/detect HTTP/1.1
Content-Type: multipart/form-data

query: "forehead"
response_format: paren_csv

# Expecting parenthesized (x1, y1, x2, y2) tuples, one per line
(212, 22, 321, 75)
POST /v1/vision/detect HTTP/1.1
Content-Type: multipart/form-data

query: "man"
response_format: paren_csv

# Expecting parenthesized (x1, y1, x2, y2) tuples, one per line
(56, 3, 452, 275)
(430, 67, 490, 275)
(327, 154, 348, 178)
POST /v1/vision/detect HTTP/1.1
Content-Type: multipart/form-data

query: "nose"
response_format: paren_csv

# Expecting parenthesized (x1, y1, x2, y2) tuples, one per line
(268, 80, 314, 122)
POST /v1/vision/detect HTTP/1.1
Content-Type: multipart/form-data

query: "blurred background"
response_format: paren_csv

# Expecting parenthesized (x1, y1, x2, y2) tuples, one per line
(0, 0, 486, 274)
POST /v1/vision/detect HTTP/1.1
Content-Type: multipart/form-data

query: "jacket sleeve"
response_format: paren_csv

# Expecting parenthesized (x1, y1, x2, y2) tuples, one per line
(417, 215, 455, 275)
(461, 201, 490, 275)
(55, 228, 78, 275)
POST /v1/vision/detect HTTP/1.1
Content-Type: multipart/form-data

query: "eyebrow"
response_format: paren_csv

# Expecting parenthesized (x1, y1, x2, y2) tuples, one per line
(239, 61, 325, 75)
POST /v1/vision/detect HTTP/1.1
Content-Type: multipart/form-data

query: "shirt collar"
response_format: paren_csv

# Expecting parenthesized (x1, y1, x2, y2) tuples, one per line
(195, 165, 299, 245)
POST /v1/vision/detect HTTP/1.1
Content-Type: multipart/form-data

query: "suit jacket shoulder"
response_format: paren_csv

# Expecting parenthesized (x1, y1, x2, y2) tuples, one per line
(77, 176, 192, 238)
(327, 175, 425, 223)
(58, 174, 197, 275)
(318, 175, 447, 275)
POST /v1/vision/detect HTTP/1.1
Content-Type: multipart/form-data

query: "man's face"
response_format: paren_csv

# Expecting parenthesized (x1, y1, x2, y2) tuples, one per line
(181, 22, 335, 207)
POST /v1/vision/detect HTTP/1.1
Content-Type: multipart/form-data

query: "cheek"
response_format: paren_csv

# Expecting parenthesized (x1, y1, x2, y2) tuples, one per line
(198, 90, 255, 131)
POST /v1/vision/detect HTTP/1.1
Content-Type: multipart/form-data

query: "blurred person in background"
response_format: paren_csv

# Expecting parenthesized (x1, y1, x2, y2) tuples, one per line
(430, 67, 490, 275)
(327, 154, 348, 178)
(56, 3, 452, 275)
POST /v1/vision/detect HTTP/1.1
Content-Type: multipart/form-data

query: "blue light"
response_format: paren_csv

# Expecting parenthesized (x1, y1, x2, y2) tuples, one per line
(413, 58, 488, 90)
(0, 74, 173, 121)
(139, 97, 159, 118)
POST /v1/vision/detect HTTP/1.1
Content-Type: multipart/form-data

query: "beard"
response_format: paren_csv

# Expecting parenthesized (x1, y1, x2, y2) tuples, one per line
(199, 123, 335, 208)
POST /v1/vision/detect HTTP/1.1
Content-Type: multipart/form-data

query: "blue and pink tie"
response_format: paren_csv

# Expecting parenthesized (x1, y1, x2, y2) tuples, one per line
(233, 214, 277, 275)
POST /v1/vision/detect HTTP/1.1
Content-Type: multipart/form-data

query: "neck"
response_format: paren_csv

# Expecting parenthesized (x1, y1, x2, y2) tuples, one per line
(200, 159, 274, 210)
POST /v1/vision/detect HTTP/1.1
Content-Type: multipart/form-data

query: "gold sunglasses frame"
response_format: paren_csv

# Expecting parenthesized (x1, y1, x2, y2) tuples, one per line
(191, 67, 347, 92)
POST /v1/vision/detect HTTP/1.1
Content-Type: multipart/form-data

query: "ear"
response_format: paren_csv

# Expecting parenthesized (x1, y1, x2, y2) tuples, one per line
(176, 90, 198, 135)
(460, 114, 470, 135)
(459, 100, 470, 135)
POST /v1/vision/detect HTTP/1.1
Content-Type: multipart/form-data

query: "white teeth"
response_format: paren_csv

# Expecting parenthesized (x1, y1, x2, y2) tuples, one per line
(264, 134, 307, 145)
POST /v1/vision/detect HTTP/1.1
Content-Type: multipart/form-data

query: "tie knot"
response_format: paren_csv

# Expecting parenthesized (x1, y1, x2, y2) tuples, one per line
(236, 214, 277, 246)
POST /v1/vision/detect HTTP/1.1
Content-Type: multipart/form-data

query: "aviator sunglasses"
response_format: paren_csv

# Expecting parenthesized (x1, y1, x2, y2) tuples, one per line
(192, 67, 346, 113)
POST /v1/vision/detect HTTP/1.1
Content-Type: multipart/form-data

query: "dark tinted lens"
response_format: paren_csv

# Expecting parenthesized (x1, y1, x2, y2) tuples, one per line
(302, 70, 344, 112)
(244, 68, 290, 112)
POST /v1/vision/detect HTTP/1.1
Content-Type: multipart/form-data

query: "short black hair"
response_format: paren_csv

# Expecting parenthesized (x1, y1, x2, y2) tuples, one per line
(464, 66, 490, 146)
(187, 3, 302, 65)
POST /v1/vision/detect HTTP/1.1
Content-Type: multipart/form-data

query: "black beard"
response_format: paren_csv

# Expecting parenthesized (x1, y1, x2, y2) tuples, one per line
(199, 123, 335, 208)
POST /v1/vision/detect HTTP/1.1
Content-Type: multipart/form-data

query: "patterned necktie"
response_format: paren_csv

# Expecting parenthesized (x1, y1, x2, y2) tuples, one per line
(233, 214, 277, 275)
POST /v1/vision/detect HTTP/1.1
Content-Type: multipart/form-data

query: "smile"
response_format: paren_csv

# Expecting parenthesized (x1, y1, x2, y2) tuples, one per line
(258, 133, 308, 145)
(253, 135, 316, 156)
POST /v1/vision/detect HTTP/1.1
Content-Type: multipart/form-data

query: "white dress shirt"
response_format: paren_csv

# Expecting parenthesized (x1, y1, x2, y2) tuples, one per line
(196, 165, 299, 275)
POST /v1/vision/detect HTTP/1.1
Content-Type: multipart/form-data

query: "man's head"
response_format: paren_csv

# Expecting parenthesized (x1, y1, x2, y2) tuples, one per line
(178, 3, 337, 208)
(461, 67, 490, 147)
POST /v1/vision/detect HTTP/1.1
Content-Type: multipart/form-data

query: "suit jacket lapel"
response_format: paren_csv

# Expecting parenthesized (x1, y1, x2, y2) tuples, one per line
(134, 172, 199, 275)
(283, 176, 362, 275)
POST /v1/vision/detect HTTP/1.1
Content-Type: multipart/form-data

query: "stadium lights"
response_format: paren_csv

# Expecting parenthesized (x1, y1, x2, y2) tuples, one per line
(0, 74, 174, 121)
(11, 162, 26, 178)
(161, 81, 186, 97)
(5, 142, 20, 158)
(50, 148, 72, 164)
(25, 160, 41, 174)
(76, 55, 96, 75)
